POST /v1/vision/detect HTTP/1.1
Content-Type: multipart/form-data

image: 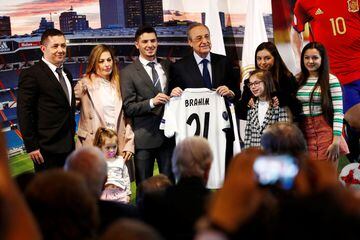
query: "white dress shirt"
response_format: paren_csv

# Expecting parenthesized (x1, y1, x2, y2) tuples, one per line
(193, 52, 212, 83)
(42, 57, 72, 104)
(139, 56, 167, 108)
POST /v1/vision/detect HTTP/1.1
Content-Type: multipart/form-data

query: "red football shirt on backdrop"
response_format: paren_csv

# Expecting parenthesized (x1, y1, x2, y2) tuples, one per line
(293, 0, 360, 85)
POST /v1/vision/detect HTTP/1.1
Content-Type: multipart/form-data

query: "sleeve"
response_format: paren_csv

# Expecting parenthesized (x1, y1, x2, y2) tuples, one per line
(278, 106, 290, 123)
(167, 62, 185, 95)
(120, 68, 153, 117)
(276, 75, 298, 107)
(17, 69, 40, 152)
(159, 100, 177, 138)
(236, 79, 253, 120)
(244, 109, 252, 149)
(74, 78, 85, 109)
(292, 0, 311, 33)
(278, 75, 303, 122)
(224, 58, 241, 102)
(122, 115, 135, 153)
(329, 75, 344, 136)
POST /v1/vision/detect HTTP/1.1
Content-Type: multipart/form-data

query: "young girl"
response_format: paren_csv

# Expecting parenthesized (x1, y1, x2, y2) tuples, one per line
(296, 42, 348, 164)
(244, 70, 289, 148)
(238, 42, 302, 123)
(93, 127, 131, 203)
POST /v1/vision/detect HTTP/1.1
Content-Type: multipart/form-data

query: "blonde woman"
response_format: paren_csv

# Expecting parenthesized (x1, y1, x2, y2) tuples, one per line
(75, 44, 134, 161)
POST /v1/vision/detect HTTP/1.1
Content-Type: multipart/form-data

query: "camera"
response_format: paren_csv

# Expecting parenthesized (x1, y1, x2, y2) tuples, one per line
(253, 155, 299, 190)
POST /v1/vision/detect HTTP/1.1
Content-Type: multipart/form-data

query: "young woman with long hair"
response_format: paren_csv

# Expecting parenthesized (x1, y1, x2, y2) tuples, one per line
(75, 44, 134, 161)
(238, 42, 302, 122)
(296, 42, 348, 164)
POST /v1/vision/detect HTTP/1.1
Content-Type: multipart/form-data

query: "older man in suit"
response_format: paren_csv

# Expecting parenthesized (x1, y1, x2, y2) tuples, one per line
(17, 29, 76, 172)
(121, 25, 174, 185)
(169, 22, 241, 167)
(169, 22, 241, 100)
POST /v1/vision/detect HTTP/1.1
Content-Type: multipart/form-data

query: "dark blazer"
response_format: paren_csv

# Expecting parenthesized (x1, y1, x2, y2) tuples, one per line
(169, 52, 241, 102)
(142, 176, 210, 240)
(98, 200, 140, 234)
(121, 58, 170, 149)
(17, 60, 76, 154)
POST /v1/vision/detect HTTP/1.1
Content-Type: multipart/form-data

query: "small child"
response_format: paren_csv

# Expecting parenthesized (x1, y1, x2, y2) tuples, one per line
(244, 70, 289, 148)
(93, 127, 131, 203)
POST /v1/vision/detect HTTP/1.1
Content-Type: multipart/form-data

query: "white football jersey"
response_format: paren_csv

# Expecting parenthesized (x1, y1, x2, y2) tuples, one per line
(160, 88, 230, 189)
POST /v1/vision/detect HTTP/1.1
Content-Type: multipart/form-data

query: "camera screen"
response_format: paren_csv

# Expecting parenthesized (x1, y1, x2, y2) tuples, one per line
(253, 155, 299, 190)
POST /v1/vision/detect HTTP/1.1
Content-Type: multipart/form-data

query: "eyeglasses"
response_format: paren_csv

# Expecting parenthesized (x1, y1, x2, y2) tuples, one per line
(247, 81, 263, 88)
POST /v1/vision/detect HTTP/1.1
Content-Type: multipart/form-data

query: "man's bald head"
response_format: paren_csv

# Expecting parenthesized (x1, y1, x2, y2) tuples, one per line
(64, 147, 107, 198)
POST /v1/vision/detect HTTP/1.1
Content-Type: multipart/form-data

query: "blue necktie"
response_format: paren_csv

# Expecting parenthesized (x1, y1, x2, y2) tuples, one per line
(201, 59, 212, 89)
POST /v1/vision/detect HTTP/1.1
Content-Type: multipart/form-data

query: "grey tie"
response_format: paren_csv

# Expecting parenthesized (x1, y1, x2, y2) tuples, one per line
(147, 62, 162, 92)
(55, 67, 70, 103)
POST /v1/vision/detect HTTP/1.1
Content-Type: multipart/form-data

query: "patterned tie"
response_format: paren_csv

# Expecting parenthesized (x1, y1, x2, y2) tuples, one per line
(55, 67, 70, 103)
(201, 59, 212, 89)
(147, 62, 162, 92)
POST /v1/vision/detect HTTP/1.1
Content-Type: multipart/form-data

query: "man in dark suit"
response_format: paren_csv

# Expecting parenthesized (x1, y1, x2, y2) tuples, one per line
(169, 22, 241, 100)
(17, 29, 76, 172)
(142, 136, 212, 240)
(121, 25, 174, 185)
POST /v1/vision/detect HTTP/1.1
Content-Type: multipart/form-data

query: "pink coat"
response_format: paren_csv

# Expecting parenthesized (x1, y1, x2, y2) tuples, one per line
(74, 75, 134, 153)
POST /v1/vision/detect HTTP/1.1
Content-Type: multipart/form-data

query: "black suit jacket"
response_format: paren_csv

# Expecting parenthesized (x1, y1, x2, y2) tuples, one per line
(17, 60, 76, 154)
(121, 58, 170, 149)
(98, 200, 140, 234)
(169, 52, 241, 101)
(142, 177, 210, 240)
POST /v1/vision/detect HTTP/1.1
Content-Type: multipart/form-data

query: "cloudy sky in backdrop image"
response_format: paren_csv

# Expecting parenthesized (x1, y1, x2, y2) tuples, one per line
(2, 0, 271, 35)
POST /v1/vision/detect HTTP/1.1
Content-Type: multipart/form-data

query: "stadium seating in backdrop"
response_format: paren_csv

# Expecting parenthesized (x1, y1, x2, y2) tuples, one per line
(5, 130, 23, 149)
(0, 64, 84, 153)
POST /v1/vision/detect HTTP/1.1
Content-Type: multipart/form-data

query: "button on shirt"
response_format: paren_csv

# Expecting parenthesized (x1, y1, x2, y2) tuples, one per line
(139, 56, 167, 108)
(42, 57, 72, 104)
(193, 52, 212, 84)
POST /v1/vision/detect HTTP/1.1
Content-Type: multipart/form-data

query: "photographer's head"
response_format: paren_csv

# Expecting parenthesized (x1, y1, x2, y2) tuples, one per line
(261, 122, 307, 158)
(171, 136, 212, 183)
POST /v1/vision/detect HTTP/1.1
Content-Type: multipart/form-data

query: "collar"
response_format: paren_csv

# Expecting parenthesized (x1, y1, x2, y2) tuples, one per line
(42, 57, 63, 72)
(193, 52, 211, 65)
(139, 55, 158, 67)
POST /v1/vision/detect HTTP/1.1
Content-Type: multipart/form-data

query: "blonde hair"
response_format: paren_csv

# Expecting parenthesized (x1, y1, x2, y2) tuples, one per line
(85, 44, 120, 96)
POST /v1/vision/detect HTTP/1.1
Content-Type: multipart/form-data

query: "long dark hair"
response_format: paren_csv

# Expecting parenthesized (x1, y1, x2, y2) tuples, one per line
(298, 42, 333, 125)
(255, 42, 293, 87)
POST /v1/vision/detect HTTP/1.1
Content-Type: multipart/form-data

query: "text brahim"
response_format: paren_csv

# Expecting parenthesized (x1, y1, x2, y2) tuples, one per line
(185, 98, 210, 107)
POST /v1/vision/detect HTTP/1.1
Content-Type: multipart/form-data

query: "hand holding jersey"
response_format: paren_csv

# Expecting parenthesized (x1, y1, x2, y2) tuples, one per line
(170, 86, 235, 98)
(160, 88, 230, 189)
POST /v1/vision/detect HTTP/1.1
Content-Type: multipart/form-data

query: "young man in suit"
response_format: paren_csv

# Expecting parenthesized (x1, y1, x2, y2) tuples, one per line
(17, 28, 76, 172)
(121, 25, 174, 185)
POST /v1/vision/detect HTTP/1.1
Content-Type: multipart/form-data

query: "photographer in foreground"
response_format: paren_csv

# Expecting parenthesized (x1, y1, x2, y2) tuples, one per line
(196, 123, 360, 239)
